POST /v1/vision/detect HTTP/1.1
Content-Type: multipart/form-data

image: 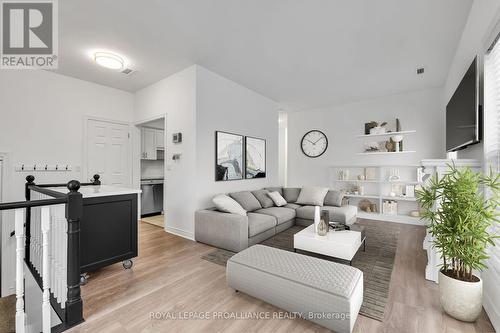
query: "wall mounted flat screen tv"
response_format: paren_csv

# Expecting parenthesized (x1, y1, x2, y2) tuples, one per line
(446, 57, 481, 152)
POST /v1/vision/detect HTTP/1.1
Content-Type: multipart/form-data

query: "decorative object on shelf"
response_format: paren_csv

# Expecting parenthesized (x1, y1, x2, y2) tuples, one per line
(365, 167, 377, 180)
(246, 136, 266, 179)
(339, 169, 350, 180)
(357, 174, 365, 180)
(365, 121, 378, 135)
(382, 200, 398, 215)
(301, 130, 328, 158)
(385, 138, 396, 152)
(389, 192, 396, 197)
(216, 131, 244, 181)
(388, 168, 400, 181)
(369, 122, 388, 135)
(314, 206, 320, 230)
(405, 185, 415, 197)
(396, 118, 403, 151)
(409, 210, 420, 217)
(391, 184, 404, 196)
(416, 165, 500, 322)
(391, 135, 404, 152)
(364, 141, 380, 152)
(358, 185, 365, 195)
(359, 199, 374, 212)
(317, 210, 329, 236)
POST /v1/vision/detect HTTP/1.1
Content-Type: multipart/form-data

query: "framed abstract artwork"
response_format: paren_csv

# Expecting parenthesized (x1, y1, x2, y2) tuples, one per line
(215, 131, 244, 181)
(246, 136, 266, 179)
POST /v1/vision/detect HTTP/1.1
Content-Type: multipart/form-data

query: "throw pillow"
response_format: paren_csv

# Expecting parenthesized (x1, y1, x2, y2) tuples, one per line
(282, 187, 301, 203)
(229, 191, 262, 211)
(324, 190, 344, 207)
(264, 186, 283, 196)
(296, 187, 329, 206)
(251, 190, 274, 208)
(268, 191, 287, 207)
(212, 194, 246, 216)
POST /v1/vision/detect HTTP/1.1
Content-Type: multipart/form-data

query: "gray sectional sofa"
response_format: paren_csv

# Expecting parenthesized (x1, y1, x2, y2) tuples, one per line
(195, 187, 357, 252)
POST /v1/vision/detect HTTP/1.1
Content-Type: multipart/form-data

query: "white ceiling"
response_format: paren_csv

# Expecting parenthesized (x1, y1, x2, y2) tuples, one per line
(54, 0, 473, 111)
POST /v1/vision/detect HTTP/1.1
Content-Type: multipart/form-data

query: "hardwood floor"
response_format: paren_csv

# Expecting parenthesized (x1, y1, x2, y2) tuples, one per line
(141, 214, 164, 228)
(68, 220, 495, 333)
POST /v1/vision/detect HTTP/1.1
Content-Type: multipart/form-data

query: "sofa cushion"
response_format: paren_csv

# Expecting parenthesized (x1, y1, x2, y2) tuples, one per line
(284, 203, 302, 210)
(296, 205, 358, 224)
(212, 194, 247, 216)
(324, 190, 344, 207)
(255, 207, 296, 224)
(247, 213, 277, 237)
(251, 190, 274, 208)
(268, 191, 287, 207)
(229, 191, 262, 212)
(283, 187, 301, 203)
(296, 187, 329, 206)
(264, 187, 283, 196)
(324, 205, 358, 224)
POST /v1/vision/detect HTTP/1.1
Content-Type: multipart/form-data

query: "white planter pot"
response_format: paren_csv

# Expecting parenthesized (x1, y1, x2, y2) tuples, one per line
(438, 270, 482, 322)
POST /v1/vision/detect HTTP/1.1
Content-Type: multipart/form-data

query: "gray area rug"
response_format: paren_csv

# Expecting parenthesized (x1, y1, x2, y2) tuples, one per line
(0, 295, 15, 333)
(200, 221, 400, 322)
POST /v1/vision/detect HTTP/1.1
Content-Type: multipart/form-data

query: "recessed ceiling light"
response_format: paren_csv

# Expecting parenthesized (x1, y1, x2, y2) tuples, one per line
(94, 52, 124, 70)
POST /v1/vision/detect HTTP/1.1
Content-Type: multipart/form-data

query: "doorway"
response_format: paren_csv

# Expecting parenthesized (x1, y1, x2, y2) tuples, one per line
(136, 117, 166, 229)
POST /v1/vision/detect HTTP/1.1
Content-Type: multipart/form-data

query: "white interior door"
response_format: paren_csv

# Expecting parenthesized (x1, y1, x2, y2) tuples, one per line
(86, 119, 131, 186)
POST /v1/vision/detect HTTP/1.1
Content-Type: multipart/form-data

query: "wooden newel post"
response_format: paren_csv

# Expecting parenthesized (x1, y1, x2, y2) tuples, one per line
(92, 174, 101, 185)
(25, 175, 35, 264)
(65, 180, 84, 326)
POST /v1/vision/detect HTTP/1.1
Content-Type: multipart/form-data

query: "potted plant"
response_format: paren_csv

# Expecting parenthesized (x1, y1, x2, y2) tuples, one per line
(416, 165, 499, 322)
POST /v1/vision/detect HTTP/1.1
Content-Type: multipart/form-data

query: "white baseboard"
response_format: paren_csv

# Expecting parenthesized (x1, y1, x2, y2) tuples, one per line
(484, 294, 500, 332)
(164, 225, 195, 241)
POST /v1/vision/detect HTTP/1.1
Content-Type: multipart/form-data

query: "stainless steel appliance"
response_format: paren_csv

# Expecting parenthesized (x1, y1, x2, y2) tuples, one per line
(141, 178, 164, 216)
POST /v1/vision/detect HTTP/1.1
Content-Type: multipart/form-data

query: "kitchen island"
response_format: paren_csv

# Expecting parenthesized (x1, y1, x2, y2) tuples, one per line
(46, 185, 142, 278)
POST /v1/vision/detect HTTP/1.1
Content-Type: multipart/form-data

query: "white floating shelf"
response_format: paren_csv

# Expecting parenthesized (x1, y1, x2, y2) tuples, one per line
(332, 179, 381, 183)
(356, 151, 416, 155)
(344, 194, 380, 199)
(381, 196, 417, 202)
(356, 130, 417, 138)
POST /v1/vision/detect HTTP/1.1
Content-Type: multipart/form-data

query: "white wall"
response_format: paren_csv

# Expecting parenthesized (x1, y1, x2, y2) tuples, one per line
(0, 70, 134, 295)
(287, 88, 445, 187)
(195, 66, 280, 210)
(134, 66, 198, 239)
(134, 65, 280, 239)
(444, 0, 500, 160)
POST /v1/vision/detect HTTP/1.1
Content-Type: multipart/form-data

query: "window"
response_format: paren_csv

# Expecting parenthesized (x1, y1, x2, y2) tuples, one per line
(483, 34, 500, 329)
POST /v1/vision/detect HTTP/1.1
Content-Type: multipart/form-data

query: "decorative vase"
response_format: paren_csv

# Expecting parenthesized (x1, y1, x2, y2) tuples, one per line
(438, 270, 483, 322)
(314, 206, 320, 230)
(391, 135, 404, 152)
(317, 210, 329, 236)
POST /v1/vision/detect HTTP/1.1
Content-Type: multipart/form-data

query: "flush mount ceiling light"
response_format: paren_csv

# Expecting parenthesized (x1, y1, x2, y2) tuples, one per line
(94, 52, 124, 70)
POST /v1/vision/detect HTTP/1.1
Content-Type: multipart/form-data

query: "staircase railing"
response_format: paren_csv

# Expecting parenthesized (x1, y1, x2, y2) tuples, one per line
(0, 175, 101, 332)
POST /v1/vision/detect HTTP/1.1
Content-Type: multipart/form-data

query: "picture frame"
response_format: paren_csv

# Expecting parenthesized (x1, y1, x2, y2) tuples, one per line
(245, 136, 266, 179)
(215, 131, 244, 181)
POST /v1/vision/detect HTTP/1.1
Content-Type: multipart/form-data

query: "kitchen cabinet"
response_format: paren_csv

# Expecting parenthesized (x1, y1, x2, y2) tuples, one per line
(156, 129, 165, 149)
(141, 127, 157, 160)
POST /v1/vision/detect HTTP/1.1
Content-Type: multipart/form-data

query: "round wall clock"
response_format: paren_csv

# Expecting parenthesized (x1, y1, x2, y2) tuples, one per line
(301, 130, 328, 158)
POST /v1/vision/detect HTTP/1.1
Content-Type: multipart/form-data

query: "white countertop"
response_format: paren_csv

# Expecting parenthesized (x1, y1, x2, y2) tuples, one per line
(46, 185, 142, 198)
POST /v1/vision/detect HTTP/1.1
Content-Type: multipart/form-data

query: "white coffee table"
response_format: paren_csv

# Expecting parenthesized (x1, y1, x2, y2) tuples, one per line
(293, 224, 366, 265)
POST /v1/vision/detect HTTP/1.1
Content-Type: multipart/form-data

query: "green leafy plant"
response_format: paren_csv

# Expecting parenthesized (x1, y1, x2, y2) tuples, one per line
(416, 164, 500, 282)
